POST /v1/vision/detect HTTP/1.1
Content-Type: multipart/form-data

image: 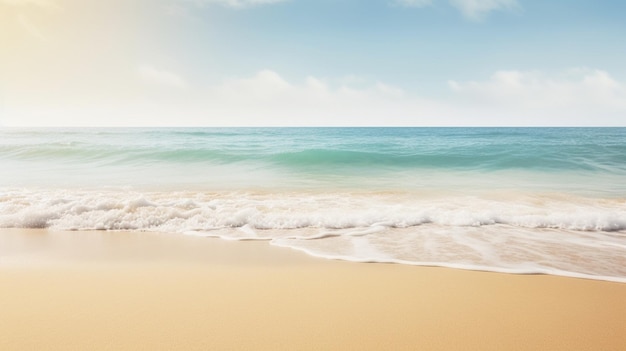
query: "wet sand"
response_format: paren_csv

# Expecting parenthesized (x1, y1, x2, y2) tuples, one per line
(1, 229, 625, 350)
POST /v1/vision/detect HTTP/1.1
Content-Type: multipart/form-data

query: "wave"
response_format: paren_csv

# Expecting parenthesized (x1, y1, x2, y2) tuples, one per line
(3, 144, 625, 175)
(1, 188, 625, 282)
(2, 188, 625, 232)
(2, 128, 626, 174)
(2, 127, 626, 282)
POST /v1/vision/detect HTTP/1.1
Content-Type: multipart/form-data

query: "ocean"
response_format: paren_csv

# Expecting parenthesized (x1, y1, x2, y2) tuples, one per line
(1, 127, 625, 282)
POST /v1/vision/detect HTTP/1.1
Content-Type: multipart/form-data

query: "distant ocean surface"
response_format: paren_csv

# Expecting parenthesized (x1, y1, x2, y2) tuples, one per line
(1, 127, 625, 282)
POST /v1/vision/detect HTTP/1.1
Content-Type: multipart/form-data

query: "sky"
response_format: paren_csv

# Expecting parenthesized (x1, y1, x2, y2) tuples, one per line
(1, 0, 625, 126)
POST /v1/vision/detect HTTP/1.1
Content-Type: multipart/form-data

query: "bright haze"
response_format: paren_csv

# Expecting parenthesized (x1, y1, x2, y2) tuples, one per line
(1, 0, 625, 126)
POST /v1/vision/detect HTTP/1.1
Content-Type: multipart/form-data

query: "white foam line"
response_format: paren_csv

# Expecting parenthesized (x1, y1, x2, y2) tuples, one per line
(282, 225, 388, 240)
(269, 239, 626, 284)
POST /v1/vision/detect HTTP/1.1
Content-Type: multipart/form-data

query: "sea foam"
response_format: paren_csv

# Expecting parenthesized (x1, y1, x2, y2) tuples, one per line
(2, 127, 626, 282)
(1, 188, 625, 282)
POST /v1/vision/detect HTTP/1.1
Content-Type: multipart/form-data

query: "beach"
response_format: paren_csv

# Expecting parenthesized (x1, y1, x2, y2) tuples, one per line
(1, 228, 625, 351)
(3, 0, 626, 347)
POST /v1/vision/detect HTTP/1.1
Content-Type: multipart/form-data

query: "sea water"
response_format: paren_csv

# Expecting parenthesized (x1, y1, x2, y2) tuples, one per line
(1, 127, 625, 282)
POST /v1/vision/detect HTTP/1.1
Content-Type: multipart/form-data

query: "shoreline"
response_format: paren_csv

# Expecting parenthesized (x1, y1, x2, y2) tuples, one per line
(1, 228, 626, 350)
(271, 238, 626, 284)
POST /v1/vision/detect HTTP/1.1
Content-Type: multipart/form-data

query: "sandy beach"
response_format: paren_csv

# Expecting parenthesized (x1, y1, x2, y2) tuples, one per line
(1, 228, 625, 351)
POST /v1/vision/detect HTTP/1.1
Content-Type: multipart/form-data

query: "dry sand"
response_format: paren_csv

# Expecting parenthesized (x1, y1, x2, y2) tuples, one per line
(1, 228, 625, 350)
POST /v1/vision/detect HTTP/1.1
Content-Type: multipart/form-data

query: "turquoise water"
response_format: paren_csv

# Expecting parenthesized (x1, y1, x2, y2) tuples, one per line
(1, 128, 625, 281)
(1, 127, 625, 193)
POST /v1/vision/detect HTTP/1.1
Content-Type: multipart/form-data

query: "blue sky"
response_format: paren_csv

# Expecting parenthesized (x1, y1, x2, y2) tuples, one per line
(1, 0, 625, 126)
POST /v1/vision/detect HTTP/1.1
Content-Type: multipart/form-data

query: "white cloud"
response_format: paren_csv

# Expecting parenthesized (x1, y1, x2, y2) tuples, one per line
(395, 0, 520, 21)
(4, 70, 444, 127)
(4, 69, 626, 127)
(178, 0, 288, 9)
(215, 70, 291, 99)
(393, 0, 433, 8)
(191, 70, 448, 126)
(194, 68, 625, 126)
(448, 69, 626, 124)
(138, 66, 187, 89)
(449, 0, 519, 20)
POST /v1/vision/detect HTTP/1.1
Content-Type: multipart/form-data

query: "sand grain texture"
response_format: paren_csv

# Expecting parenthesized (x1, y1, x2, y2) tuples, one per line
(1, 229, 625, 350)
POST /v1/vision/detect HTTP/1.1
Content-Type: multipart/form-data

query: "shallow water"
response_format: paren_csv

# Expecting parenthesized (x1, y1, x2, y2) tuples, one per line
(1, 127, 625, 281)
